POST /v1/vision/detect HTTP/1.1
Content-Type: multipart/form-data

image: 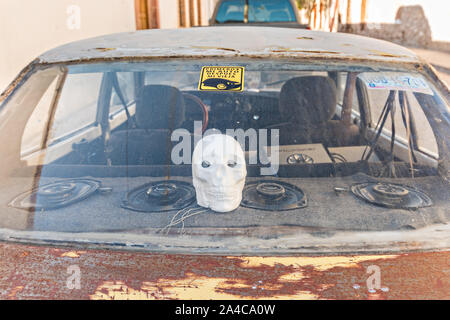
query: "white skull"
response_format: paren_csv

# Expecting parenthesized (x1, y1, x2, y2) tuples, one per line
(192, 134, 247, 212)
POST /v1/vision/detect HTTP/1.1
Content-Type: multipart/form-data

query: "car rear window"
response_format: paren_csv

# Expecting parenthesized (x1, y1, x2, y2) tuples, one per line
(0, 59, 448, 254)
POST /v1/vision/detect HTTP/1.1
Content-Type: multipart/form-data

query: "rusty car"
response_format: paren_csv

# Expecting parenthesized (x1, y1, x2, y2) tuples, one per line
(0, 26, 449, 300)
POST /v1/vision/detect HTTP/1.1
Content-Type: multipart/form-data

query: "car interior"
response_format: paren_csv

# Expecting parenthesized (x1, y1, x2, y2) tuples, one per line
(30, 69, 438, 179)
(0, 62, 447, 234)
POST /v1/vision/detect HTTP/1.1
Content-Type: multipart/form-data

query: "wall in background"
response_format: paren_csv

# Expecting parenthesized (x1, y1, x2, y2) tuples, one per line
(344, 0, 449, 42)
(137, 0, 218, 30)
(0, 0, 136, 92)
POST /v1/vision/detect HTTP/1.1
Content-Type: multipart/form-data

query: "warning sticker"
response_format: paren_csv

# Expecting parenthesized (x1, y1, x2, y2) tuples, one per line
(199, 66, 245, 91)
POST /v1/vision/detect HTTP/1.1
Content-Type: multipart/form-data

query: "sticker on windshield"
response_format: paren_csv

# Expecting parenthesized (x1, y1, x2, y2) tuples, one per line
(358, 72, 433, 95)
(199, 66, 244, 91)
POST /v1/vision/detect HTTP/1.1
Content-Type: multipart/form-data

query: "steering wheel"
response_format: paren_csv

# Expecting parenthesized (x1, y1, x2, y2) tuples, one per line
(183, 93, 209, 133)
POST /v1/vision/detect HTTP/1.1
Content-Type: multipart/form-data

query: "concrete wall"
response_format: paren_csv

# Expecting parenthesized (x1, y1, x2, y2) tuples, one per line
(0, 0, 136, 92)
(366, 0, 449, 42)
(339, 5, 434, 48)
(343, 0, 450, 42)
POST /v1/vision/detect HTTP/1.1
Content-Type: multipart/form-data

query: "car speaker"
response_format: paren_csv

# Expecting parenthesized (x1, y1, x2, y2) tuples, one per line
(122, 180, 196, 212)
(10, 179, 101, 210)
(241, 180, 307, 211)
(351, 182, 433, 209)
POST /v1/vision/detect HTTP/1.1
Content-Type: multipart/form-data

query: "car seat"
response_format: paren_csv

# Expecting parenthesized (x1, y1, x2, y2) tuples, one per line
(106, 85, 188, 165)
(273, 76, 359, 146)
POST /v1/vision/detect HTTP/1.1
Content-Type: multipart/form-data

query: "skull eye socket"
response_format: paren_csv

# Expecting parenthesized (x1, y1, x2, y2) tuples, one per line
(227, 160, 237, 168)
(201, 161, 211, 168)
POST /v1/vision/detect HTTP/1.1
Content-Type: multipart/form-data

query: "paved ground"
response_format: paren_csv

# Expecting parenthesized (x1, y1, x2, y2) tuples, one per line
(408, 47, 450, 88)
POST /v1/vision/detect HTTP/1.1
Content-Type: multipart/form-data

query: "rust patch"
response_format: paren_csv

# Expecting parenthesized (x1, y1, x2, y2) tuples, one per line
(190, 46, 240, 53)
(0, 60, 37, 103)
(238, 255, 399, 271)
(0, 242, 448, 300)
(8, 286, 24, 299)
(368, 50, 408, 58)
(90, 272, 319, 300)
(270, 48, 341, 54)
(94, 48, 116, 52)
(60, 251, 87, 258)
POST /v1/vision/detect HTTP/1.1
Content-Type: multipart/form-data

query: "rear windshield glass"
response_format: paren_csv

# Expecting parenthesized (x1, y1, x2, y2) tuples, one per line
(216, 0, 297, 23)
(0, 60, 448, 253)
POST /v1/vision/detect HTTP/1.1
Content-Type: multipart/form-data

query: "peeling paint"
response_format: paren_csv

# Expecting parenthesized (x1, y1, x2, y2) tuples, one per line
(1, 242, 448, 300)
(368, 49, 408, 58)
(36, 27, 420, 64)
(90, 273, 319, 300)
(269, 48, 341, 54)
(238, 255, 399, 271)
(0, 60, 36, 103)
(8, 286, 24, 299)
(190, 46, 240, 53)
(95, 48, 116, 52)
(60, 251, 86, 258)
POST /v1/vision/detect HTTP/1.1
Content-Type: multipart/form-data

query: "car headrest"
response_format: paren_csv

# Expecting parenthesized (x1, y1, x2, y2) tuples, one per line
(135, 85, 185, 129)
(279, 76, 337, 125)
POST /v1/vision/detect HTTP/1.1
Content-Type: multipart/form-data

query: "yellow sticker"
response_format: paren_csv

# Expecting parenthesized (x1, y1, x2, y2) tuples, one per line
(199, 66, 245, 92)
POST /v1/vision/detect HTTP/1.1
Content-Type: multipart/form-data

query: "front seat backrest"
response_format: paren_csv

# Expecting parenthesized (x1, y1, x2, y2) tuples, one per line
(277, 76, 359, 146)
(279, 76, 337, 126)
(135, 85, 185, 129)
(106, 85, 187, 165)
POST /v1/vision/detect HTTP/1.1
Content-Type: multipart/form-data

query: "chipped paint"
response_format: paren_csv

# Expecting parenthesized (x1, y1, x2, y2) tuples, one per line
(368, 49, 409, 58)
(0, 60, 36, 103)
(238, 255, 399, 271)
(0, 242, 448, 300)
(60, 251, 86, 258)
(269, 48, 341, 54)
(8, 286, 24, 299)
(94, 48, 116, 52)
(190, 46, 240, 53)
(90, 273, 319, 300)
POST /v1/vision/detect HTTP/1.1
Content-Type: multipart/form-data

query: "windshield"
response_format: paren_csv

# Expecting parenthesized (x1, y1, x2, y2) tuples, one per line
(0, 59, 448, 254)
(216, 0, 297, 23)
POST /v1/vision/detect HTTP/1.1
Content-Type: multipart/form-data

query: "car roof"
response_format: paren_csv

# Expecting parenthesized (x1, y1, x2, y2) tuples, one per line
(38, 26, 420, 64)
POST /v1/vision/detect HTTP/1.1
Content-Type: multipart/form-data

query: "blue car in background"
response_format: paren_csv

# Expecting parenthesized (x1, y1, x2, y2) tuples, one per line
(210, 0, 308, 28)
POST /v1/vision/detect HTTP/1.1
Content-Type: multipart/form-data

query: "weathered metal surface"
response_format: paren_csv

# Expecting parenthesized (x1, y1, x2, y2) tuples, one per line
(3, 27, 447, 107)
(0, 242, 448, 300)
(37, 27, 420, 64)
(0, 60, 37, 103)
(2, 223, 450, 256)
